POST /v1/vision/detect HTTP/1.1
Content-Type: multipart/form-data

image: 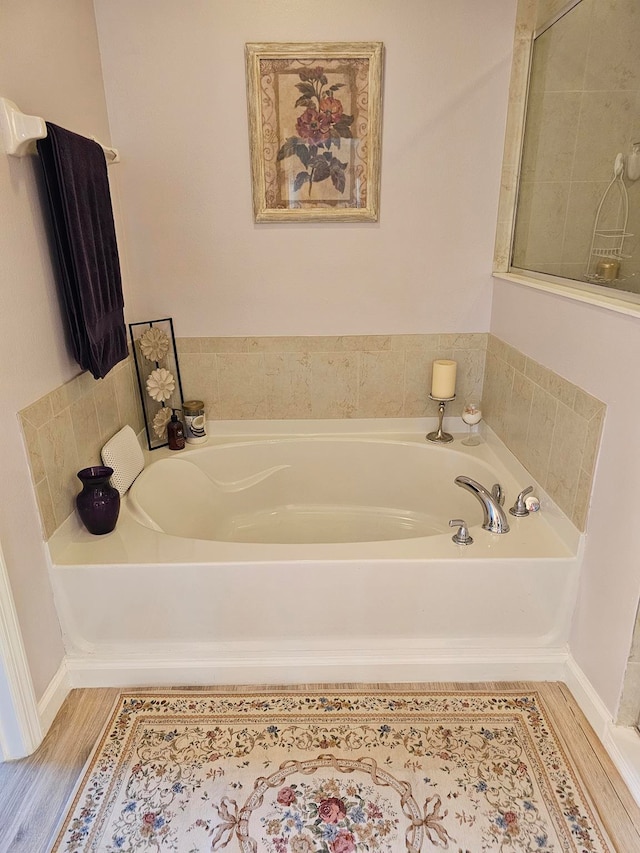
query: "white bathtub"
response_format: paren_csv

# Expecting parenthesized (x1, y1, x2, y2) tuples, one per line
(48, 420, 582, 687)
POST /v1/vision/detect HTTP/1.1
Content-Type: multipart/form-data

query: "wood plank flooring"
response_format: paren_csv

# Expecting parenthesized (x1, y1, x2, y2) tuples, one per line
(0, 682, 639, 852)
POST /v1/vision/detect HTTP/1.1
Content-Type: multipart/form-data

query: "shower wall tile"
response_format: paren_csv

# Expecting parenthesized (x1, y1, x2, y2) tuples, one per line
(572, 91, 635, 182)
(512, 181, 570, 267)
(483, 334, 605, 531)
(584, 0, 640, 92)
(520, 91, 582, 183)
(535, 0, 568, 27)
(562, 181, 610, 267)
(530, 0, 592, 93)
(18, 355, 144, 540)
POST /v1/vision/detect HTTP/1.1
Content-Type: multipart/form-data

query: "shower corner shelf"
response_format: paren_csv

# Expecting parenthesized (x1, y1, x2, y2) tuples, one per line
(0, 96, 119, 163)
(586, 154, 632, 278)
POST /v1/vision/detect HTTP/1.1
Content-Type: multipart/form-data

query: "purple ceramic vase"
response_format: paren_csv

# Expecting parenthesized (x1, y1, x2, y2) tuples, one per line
(76, 466, 120, 535)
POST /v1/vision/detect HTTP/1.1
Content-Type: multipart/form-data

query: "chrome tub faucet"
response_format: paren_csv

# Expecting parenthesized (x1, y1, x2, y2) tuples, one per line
(454, 475, 510, 534)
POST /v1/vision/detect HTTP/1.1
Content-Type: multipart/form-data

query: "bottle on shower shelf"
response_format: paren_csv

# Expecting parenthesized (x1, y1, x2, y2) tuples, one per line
(461, 399, 482, 446)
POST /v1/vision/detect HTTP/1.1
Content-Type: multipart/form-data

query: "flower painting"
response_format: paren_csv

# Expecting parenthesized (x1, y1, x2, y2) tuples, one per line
(246, 43, 383, 222)
(277, 66, 353, 197)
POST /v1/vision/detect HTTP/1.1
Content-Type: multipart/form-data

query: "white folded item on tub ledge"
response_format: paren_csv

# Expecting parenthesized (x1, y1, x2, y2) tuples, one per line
(101, 424, 145, 496)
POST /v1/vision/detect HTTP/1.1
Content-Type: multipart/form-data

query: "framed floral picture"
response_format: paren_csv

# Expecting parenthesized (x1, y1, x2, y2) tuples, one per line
(129, 318, 184, 450)
(245, 42, 383, 222)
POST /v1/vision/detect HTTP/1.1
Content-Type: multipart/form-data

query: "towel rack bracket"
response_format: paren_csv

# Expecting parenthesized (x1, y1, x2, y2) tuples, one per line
(0, 96, 119, 163)
(0, 97, 46, 157)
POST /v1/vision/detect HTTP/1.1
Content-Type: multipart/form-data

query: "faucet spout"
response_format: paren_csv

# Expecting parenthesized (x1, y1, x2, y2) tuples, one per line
(454, 475, 510, 534)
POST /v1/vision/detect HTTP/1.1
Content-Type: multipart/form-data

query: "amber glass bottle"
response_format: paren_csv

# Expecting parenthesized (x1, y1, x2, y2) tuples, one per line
(167, 409, 186, 450)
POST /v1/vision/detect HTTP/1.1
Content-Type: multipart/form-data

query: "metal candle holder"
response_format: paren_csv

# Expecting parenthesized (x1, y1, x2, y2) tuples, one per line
(426, 394, 456, 443)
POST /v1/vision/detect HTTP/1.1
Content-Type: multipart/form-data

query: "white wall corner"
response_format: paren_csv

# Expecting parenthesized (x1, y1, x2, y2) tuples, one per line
(37, 658, 71, 738)
(0, 543, 43, 759)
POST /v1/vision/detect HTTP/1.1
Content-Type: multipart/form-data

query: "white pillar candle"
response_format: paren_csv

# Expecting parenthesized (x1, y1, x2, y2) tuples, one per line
(431, 359, 457, 399)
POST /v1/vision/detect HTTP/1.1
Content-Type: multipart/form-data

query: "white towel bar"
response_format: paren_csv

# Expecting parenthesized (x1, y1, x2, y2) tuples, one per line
(0, 97, 119, 163)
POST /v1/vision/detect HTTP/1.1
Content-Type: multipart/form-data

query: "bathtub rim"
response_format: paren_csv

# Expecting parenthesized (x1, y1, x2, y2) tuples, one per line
(48, 418, 583, 565)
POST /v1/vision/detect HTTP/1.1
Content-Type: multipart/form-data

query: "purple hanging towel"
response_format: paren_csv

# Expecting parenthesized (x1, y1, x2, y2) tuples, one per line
(37, 123, 127, 379)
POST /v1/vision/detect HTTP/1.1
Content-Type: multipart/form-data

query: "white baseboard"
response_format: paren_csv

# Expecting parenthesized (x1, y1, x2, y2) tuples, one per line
(37, 659, 71, 736)
(564, 654, 614, 740)
(64, 645, 570, 688)
(565, 655, 640, 806)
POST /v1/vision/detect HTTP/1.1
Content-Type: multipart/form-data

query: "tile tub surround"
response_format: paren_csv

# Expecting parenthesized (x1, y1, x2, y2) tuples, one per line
(483, 335, 605, 531)
(18, 333, 604, 537)
(176, 334, 487, 422)
(18, 356, 144, 540)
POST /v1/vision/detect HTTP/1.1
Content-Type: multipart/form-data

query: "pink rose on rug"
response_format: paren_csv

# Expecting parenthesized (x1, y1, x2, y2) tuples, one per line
(142, 812, 156, 826)
(504, 811, 520, 835)
(277, 786, 297, 806)
(318, 797, 347, 823)
(331, 830, 356, 853)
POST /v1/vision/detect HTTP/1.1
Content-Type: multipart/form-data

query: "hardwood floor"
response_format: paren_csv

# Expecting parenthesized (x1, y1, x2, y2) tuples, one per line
(0, 682, 639, 852)
(0, 689, 118, 853)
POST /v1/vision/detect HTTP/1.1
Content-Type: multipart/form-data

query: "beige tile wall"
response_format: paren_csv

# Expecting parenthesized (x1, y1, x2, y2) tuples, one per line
(483, 334, 605, 530)
(176, 334, 487, 422)
(18, 355, 144, 539)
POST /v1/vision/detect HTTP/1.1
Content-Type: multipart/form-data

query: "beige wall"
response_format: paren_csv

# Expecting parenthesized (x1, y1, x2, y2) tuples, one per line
(0, 0, 131, 699)
(93, 0, 517, 337)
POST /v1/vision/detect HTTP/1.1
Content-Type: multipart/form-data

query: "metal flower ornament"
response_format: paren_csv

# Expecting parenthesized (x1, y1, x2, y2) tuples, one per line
(277, 66, 353, 196)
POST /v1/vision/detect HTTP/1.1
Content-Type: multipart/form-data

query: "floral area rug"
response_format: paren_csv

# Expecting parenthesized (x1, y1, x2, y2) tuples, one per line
(51, 688, 614, 852)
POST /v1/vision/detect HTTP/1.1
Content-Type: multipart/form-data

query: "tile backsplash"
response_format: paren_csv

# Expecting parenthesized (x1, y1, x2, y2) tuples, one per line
(19, 332, 603, 538)
(483, 335, 605, 530)
(18, 355, 143, 539)
(176, 334, 487, 421)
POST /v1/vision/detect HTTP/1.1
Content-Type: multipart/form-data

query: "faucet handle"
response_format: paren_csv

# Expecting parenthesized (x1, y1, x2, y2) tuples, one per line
(449, 518, 474, 545)
(509, 486, 534, 517)
(491, 483, 505, 506)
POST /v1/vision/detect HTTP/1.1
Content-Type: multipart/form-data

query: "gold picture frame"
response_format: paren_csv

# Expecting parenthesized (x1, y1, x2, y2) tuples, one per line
(245, 42, 383, 223)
